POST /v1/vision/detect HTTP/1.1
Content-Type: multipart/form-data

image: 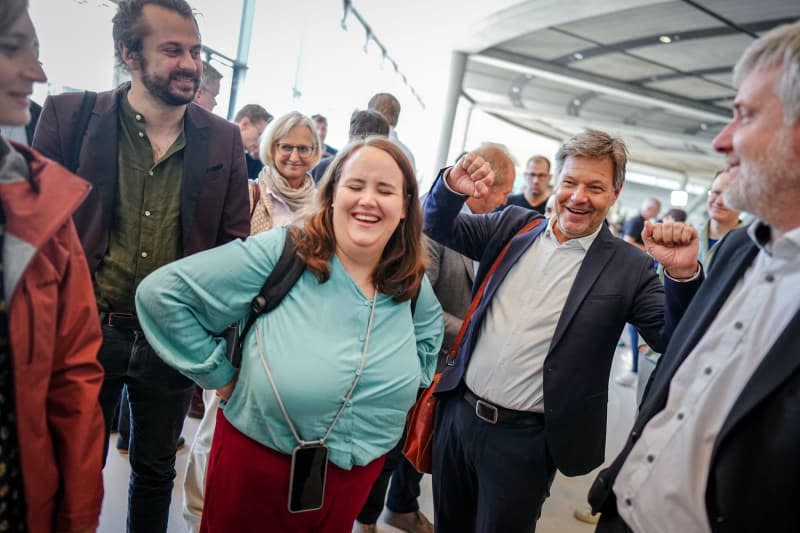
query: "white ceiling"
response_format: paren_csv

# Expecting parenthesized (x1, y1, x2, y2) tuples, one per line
(451, 0, 799, 180)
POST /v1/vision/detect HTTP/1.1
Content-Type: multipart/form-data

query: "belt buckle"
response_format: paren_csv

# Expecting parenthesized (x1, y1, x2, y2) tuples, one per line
(104, 312, 139, 329)
(475, 399, 499, 424)
(99, 312, 112, 326)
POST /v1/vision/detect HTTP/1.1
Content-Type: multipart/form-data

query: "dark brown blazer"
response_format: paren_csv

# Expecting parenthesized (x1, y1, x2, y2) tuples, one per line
(32, 83, 250, 272)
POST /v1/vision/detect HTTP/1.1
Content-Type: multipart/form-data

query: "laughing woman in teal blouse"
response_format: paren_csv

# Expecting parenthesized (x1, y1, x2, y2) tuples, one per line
(136, 136, 443, 533)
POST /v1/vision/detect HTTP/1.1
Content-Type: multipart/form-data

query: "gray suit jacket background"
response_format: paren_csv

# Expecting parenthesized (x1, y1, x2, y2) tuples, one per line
(424, 235, 475, 370)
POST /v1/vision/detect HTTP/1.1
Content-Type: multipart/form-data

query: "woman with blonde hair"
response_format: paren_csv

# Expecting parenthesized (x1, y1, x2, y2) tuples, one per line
(249, 111, 321, 232)
(137, 136, 443, 532)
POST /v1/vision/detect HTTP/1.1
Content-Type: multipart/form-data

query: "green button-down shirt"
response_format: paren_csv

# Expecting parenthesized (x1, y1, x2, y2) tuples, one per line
(94, 92, 184, 312)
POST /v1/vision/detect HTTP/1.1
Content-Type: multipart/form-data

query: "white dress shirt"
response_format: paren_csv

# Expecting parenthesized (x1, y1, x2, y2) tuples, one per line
(465, 218, 601, 412)
(0, 126, 28, 146)
(614, 222, 800, 533)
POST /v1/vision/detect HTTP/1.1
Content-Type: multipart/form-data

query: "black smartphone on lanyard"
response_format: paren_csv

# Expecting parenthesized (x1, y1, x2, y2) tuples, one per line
(288, 444, 328, 513)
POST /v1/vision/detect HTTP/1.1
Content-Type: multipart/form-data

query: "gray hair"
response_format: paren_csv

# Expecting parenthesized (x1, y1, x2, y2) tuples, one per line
(474, 142, 516, 187)
(200, 61, 222, 90)
(554, 129, 628, 189)
(259, 111, 321, 169)
(733, 20, 800, 124)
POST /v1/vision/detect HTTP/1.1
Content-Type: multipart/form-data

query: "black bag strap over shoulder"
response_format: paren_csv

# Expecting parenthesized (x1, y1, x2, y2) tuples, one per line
(229, 230, 306, 367)
(66, 90, 97, 174)
(226, 229, 423, 368)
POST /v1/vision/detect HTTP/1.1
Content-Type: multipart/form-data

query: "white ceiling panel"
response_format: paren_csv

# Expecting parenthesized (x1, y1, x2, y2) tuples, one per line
(631, 33, 754, 71)
(498, 29, 595, 61)
(570, 53, 675, 81)
(645, 77, 735, 99)
(555, 1, 723, 44)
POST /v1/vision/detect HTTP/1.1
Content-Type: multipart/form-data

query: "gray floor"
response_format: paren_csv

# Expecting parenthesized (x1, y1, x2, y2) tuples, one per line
(99, 346, 637, 533)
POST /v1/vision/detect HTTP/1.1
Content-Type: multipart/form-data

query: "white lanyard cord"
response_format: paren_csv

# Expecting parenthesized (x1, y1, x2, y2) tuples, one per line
(254, 289, 378, 448)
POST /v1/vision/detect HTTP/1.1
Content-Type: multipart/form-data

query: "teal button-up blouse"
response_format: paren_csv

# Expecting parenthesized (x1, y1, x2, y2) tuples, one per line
(136, 226, 443, 469)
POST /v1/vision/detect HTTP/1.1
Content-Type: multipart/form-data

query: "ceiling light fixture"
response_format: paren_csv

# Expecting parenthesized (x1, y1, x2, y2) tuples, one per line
(573, 52, 584, 60)
(659, 35, 672, 44)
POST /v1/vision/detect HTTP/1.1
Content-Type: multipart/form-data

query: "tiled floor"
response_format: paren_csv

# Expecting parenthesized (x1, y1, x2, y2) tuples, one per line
(99, 346, 638, 533)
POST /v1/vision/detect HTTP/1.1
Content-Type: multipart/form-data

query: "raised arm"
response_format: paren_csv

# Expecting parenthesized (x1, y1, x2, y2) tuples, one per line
(633, 220, 704, 352)
(423, 152, 517, 261)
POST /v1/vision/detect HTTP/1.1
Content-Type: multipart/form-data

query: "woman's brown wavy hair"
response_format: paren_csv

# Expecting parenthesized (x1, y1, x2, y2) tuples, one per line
(290, 136, 426, 301)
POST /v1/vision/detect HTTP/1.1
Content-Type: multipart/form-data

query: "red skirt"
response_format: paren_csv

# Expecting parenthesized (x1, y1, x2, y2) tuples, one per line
(200, 410, 385, 533)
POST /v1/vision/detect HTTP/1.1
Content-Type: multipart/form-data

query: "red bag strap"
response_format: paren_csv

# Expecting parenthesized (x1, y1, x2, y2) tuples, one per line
(445, 217, 545, 365)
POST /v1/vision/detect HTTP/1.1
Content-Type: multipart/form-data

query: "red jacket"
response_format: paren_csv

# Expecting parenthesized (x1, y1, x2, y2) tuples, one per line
(1, 142, 104, 533)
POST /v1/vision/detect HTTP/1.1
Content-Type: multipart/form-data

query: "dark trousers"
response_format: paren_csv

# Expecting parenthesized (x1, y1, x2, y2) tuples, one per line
(388, 456, 424, 513)
(358, 387, 425, 525)
(357, 442, 423, 524)
(627, 323, 639, 372)
(117, 386, 130, 448)
(98, 324, 194, 533)
(432, 394, 556, 533)
(596, 511, 635, 532)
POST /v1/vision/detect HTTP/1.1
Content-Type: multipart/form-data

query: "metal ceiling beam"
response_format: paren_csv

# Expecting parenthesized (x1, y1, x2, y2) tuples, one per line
(473, 102, 723, 154)
(679, 0, 759, 38)
(473, 48, 733, 123)
(629, 65, 733, 85)
(551, 17, 796, 65)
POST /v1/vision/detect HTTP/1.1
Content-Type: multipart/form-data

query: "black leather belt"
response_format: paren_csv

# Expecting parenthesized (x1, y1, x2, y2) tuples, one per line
(99, 312, 142, 330)
(463, 388, 544, 426)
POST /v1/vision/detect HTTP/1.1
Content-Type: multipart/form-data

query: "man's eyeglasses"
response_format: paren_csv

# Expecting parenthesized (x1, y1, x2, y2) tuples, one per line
(524, 172, 550, 179)
(708, 189, 723, 199)
(276, 143, 314, 157)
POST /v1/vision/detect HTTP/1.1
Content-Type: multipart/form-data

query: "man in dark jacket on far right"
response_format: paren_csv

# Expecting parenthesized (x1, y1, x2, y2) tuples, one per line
(589, 20, 800, 533)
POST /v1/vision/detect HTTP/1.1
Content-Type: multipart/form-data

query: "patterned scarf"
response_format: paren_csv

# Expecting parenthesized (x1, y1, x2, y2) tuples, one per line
(258, 164, 316, 213)
(250, 164, 316, 235)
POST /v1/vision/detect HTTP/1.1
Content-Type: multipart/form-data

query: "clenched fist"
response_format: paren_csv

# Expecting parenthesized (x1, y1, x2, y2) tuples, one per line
(642, 221, 700, 279)
(445, 152, 494, 198)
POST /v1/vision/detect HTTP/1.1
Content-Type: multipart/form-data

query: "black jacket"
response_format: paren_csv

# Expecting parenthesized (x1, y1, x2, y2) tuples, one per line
(590, 225, 800, 533)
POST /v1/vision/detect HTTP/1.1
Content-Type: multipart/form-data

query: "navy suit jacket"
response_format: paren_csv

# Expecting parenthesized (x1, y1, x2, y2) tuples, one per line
(423, 171, 698, 476)
(591, 225, 800, 533)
